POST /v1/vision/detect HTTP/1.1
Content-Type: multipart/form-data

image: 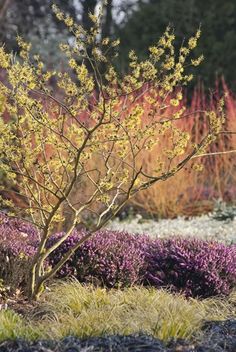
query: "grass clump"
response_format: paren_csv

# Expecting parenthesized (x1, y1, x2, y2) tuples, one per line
(34, 280, 236, 342)
(0, 310, 42, 342)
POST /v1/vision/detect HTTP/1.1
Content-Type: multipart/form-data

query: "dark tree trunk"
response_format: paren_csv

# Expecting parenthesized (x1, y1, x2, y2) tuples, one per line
(102, 0, 113, 39)
(81, 0, 97, 31)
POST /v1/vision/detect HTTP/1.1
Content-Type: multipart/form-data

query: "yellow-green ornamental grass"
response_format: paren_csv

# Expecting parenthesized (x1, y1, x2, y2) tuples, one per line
(0, 2, 225, 300)
(1, 281, 236, 342)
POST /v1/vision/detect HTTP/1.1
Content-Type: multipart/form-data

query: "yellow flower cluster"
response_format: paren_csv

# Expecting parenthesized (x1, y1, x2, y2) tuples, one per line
(0, 47, 10, 68)
(188, 29, 201, 50)
(17, 36, 32, 59)
(52, 5, 74, 31)
(170, 99, 179, 107)
(192, 163, 204, 172)
(58, 73, 78, 97)
(191, 55, 204, 66)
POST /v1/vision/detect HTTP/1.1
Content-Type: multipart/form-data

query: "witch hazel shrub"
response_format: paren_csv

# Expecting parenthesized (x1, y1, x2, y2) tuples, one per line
(144, 237, 236, 298)
(48, 230, 151, 288)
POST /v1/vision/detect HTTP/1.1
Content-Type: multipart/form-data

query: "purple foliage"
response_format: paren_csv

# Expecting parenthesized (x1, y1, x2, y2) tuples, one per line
(144, 237, 236, 298)
(1, 212, 236, 298)
(0, 212, 39, 287)
(0, 212, 39, 254)
(47, 230, 151, 288)
(46, 230, 80, 278)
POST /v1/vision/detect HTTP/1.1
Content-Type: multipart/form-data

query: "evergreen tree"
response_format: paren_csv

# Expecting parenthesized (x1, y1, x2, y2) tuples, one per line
(116, 0, 236, 89)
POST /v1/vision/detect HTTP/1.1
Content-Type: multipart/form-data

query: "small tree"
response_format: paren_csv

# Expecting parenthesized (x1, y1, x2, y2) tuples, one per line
(0, 3, 224, 300)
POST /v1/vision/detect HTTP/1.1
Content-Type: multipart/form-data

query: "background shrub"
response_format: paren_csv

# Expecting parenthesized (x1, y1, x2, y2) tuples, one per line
(130, 82, 236, 218)
(144, 237, 236, 298)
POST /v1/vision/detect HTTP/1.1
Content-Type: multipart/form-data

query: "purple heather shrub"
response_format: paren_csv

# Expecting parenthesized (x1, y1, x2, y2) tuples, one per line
(144, 237, 236, 298)
(47, 230, 151, 288)
(0, 212, 39, 254)
(0, 212, 39, 288)
(1, 212, 236, 298)
(46, 230, 80, 278)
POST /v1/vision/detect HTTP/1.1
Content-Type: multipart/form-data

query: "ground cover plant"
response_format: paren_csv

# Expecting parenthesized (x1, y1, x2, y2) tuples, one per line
(0, 1, 226, 300)
(47, 230, 236, 298)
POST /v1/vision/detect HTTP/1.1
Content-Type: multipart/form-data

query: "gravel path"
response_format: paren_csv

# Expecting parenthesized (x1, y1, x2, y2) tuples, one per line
(106, 214, 236, 244)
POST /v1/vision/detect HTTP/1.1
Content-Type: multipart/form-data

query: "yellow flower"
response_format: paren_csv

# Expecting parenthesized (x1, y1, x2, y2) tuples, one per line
(188, 37, 197, 49)
(191, 55, 204, 66)
(111, 39, 120, 47)
(149, 46, 159, 55)
(170, 99, 179, 107)
(196, 29, 201, 39)
(88, 13, 97, 24)
(176, 92, 183, 100)
(65, 16, 74, 27)
(193, 163, 204, 172)
(102, 38, 109, 45)
(0, 47, 10, 68)
(69, 58, 77, 69)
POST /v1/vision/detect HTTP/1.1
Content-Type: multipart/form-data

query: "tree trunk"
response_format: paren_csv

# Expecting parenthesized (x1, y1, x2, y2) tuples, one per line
(102, 0, 113, 39)
(0, 0, 12, 21)
(81, 0, 97, 31)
